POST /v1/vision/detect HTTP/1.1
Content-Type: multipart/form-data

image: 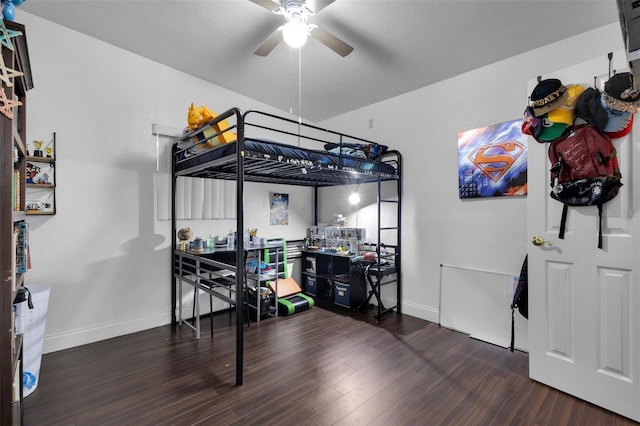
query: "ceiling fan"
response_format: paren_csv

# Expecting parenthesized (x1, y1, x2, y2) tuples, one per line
(250, 0, 354, 57)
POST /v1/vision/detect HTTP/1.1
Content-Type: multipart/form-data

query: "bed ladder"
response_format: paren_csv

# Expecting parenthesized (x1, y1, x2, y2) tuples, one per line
(371, 149, 402, 322)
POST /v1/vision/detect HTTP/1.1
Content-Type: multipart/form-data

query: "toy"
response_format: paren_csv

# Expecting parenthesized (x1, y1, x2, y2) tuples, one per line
(25, 162, 39, 184)
(1, 0, 25, 21)
(1, 1, 15, 21)
(25, 162, 51, 185)
(187, 103, 236, 146)
(187, 103, 214, 130)
(177, 227, 192, 251)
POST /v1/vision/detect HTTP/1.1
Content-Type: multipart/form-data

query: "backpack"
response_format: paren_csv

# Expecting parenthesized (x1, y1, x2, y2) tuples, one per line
(510, 255, 528, 352)
(547, 124, 622, 249)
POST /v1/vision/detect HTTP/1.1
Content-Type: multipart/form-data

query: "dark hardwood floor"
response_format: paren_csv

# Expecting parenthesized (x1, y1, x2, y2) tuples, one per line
(23, 306, 638, 425)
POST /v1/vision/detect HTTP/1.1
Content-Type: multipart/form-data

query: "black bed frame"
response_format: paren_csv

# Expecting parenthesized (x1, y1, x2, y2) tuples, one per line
(171, 108, 402, 386)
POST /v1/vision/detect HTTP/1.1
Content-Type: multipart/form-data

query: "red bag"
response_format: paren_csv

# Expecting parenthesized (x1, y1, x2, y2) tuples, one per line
(547, 124, 622, 248)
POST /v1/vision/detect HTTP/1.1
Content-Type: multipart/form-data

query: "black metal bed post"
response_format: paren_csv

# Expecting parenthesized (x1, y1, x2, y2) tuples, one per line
(377, 154, 383, 321)
(234, 108, 245, 386)
(395, 151, 403, 314)
(171, 143, 178, 326)
(314, 187, 318, 226)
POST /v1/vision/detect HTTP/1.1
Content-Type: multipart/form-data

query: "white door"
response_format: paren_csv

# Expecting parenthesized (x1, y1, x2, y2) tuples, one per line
(527, 57, 640, 421)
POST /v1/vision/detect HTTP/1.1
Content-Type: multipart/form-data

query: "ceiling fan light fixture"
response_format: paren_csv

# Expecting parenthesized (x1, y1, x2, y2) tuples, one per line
(282, 19, 309, 48)
(251, 0, 353, 57)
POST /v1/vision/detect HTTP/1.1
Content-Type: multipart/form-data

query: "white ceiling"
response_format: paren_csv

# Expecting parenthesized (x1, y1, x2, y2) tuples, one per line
(21, 0, 620, 122)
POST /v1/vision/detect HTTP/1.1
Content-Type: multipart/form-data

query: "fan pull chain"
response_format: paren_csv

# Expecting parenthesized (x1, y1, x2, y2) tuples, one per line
(288, 47, 303, 146)
(289, 47, 294, 116)
(298, 47, 303, 145)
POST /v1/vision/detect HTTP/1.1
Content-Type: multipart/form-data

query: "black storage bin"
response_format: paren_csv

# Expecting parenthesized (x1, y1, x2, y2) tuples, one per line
(305, 275, 317, 296)
(246, 287, 275, 320)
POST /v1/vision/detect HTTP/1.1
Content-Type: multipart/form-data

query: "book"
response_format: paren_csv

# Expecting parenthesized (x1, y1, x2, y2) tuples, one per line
(12, 169, 20, 211)
(16, 169, 19, 211)
(15, 221, 28, 273)
(12, 169, 15, 211)
(10, 225, 16, 291)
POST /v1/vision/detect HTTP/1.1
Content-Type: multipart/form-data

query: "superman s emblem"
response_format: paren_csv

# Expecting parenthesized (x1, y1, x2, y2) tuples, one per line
(468, 140, 525, 182)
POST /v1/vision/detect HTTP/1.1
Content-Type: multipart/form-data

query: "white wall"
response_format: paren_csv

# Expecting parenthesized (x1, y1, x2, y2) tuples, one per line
(18, 9, 626, 353)
(18, 12, 312, 353)
(320, 23, 626, 323)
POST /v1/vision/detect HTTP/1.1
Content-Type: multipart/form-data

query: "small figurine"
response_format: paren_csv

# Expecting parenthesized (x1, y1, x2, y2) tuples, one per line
(177, 227, 193, 251)
(37, 172, 50, 185)
(25, 162, 39, 184)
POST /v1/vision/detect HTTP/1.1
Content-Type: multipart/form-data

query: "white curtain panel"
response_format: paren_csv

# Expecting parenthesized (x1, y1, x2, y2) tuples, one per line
(153, 124, 236, 220)
(175, 176, 235, 219)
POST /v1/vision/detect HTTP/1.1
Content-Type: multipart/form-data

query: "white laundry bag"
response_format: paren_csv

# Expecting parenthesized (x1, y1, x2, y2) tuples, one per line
(21, 285, 50, 397)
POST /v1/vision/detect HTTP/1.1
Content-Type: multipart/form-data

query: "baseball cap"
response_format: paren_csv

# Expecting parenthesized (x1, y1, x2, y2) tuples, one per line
(601, 93, 634, 138)
(537, 115, 568, 142)
(530, 78, 569, 117)
(521, 106, 542, 138)
(575, 87, 608, 131)
(603, 71, 640, 113)
(547, 84, 584, 126)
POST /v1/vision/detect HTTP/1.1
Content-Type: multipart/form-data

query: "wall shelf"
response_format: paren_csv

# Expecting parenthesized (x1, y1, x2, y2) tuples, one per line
(25, 132, 56, 215)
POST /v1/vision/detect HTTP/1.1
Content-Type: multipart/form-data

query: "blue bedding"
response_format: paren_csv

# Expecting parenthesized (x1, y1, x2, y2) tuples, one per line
(174, 137, 396, 176)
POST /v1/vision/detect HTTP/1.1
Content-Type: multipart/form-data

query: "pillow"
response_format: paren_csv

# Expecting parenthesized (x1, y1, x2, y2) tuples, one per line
(324, 142, 388, 160)
(327, 145, 368, 159)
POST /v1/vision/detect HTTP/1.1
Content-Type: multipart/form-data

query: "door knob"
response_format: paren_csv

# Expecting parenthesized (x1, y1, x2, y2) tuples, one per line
(531, 235, 553, 247)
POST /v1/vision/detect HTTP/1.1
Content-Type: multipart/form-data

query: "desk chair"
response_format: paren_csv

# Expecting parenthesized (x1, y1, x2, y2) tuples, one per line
(194, 250, 249, 338)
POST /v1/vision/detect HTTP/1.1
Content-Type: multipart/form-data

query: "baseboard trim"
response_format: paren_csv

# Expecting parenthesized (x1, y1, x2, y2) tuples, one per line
(43, 311, 171, 354)
(43, 300, 440, 354)
(397, 299, 439, 323)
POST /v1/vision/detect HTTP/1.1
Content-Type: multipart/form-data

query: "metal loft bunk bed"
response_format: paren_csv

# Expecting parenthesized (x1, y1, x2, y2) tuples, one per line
(171, 108, 402, 386)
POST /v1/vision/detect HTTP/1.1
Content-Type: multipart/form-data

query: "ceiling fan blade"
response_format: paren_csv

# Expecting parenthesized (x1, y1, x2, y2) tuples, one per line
(310, 26, 353, 57)
(253, 29, 283, 56)
(249, 0, 282, 12)
(305, 0, 336, 13)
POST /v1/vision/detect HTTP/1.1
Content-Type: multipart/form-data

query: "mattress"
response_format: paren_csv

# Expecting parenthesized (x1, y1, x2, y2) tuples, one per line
(174, 137, 397, 177)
